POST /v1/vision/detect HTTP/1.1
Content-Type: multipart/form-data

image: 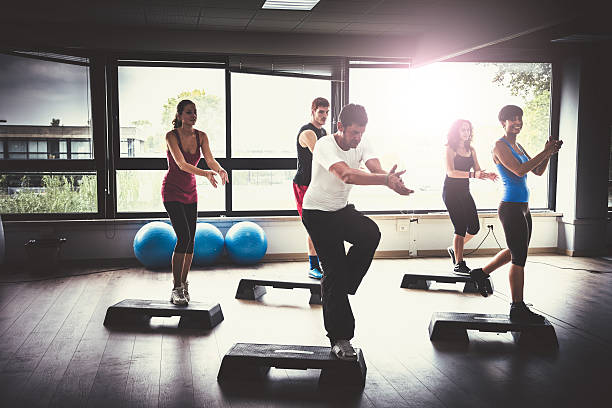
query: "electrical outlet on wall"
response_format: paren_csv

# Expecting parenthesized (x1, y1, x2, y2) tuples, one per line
(397, 219, 411, 232)
(482, 218, 496, 230)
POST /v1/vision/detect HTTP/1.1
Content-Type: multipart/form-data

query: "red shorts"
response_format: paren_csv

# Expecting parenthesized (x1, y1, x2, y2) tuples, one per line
(292, 182, 308, 217)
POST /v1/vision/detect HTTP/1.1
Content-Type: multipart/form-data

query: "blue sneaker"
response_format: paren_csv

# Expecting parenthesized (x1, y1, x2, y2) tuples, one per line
(309, 267, 323, 279)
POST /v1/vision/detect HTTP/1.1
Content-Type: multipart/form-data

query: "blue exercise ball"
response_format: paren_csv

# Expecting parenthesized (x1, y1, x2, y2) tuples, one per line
(133, 221, 177, 269)
(225, 221, 268, 265)
(193, 223, 225, 266)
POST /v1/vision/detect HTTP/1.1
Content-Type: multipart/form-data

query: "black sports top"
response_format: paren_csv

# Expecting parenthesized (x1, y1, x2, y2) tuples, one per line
(293, 123, 327, 186)
(444, 151, 474, 188)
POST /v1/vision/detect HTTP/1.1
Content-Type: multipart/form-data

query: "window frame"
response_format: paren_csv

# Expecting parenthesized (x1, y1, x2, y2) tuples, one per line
(108, 54, 228, 219)
(348, 57, 557, 214)
(0, 49, 100, 220)
(1, 48, 560, 220)
(110, 55, 339, 218)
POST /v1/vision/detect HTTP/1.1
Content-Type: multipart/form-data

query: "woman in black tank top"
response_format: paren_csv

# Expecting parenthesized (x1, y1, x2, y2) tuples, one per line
(443, 119, 497, 275)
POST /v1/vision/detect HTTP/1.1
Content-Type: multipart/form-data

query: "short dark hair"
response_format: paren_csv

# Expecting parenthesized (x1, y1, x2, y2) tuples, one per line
(498, 105, 523, 122)
(338, 104, 368, 128)
(311, 97, 329, 111)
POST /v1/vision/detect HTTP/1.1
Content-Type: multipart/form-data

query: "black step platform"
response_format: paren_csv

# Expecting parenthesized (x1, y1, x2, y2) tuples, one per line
(428, 312, 558, 348)
(217, 343, 367, 388)
(401, 273, 493, 294)
(235, 278, 322, 305)
(103, 299, 224, 329)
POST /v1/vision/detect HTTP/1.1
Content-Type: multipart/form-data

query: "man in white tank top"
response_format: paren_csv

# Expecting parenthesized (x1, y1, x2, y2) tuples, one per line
(301, 104, 413, 361)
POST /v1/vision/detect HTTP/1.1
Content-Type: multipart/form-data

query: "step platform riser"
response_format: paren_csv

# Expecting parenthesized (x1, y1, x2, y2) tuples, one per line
(218, 343, 366, 388)
(236, 279, 322, 305)
(103, 299, 224, 330)
(401, 274, 493, 294)
(428, 312, 558, 348)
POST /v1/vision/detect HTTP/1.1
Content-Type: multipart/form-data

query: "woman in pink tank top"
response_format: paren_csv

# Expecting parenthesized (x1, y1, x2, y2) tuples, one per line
(162, 99, 229, 305)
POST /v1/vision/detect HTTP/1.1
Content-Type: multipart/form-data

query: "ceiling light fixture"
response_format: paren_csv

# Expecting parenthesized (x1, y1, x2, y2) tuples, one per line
(261, 1, 320, 11)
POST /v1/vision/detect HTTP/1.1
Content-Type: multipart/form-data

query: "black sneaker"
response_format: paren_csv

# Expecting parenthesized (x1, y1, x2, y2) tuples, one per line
(447, 247, 456, 264)
(469, 268, 492, 297)
(509, 302, 545, 323)
(453, 260, 471, 276)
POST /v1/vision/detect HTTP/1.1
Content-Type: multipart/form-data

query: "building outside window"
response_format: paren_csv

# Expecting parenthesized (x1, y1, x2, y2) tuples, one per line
(0, 51, 95, 215)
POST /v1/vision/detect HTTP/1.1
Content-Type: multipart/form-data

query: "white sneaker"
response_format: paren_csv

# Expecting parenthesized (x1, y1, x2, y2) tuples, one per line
(182, 281, 190, 303)
(331, 339, 357, 361)
(170, 287, 187, 306)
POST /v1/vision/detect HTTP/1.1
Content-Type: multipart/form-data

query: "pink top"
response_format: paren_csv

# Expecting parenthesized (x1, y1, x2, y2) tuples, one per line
(161, 129, 201, 204)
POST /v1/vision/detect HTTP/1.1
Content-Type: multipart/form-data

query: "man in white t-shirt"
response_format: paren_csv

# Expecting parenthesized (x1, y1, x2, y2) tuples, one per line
(301, 103, 413, 361)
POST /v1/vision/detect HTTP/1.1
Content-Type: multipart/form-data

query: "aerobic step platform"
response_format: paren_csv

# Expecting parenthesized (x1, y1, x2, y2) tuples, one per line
(217, 343, 366, 388)
(235, 278, 322, 305)
(428, 312, 558, 348)
(103, 299, 224, 329)
(401, 272, 494, 294)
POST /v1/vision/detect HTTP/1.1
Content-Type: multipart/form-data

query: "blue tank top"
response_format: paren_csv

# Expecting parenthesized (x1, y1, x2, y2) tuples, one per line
(496, 138, 529, 202)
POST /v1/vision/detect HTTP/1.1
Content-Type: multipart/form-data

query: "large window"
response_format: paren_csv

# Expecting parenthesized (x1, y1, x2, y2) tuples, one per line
(0, 173, 97, 214)
(0, 53, 92, 160)
(232, 170, 295, 211)
(0, 51, 95, 216)
(349, 62, 551, 211)
(231, 73, 331, 158)
(7, 140, 26, 159)
(116, 170, 224, 213)
(118, 66, 226, 158)
(115, 63, 227, 214)
(1, 51, 556, 220)
(229, 72, 332, 212)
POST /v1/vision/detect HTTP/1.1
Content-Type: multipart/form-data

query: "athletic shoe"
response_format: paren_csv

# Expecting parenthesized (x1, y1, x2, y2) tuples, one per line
(309, 267, 323, 279)
(170, 287, 187, 306)
(447, 247, 456, 264)
(332, 339, 357, 361)
(510, 302, 545, 322)
(469, 268, 492, 298)
(182, 281, 190, 303)
(453, 260, 471, 276)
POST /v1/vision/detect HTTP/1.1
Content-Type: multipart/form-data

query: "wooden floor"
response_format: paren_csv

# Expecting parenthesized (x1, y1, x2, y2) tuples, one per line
(0, 254, 611, 407)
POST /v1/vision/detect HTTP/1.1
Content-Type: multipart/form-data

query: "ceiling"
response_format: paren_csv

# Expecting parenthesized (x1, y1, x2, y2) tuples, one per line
(1, 0, 607, 64)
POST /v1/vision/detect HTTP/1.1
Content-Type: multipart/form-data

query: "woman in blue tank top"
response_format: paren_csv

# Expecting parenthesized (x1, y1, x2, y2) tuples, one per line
(470, 105, 562, 322)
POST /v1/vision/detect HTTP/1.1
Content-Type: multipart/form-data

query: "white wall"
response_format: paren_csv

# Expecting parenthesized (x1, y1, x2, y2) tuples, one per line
(1, 213, 560, 265)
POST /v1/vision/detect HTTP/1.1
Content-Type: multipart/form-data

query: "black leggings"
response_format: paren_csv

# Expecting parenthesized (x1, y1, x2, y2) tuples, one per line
(498, 201, 532, 267)
(442, 184, 480, 237)
(163, 201, 197, 254)
(302, 204, 381, 343)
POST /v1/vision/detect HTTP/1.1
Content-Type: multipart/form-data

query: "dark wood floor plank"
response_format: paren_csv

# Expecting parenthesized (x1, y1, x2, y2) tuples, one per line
(0, 282, 25, 312)
(0, 278, 71, 370)
(396, 348, 490, 408)
(361, 359, 413, 408)
(362, 346, 445, 408)
(0, 279, 65, 345)
(124, 332, 162, 408)
(19, 272, 113, 407)
(1, 275, 88, 404)
(50, 269, 144, 408)
(86, 333, 136, 408)
(0, 255, 609, 407)
(159, 334, 195, 408)
(190, 332, 231, 408)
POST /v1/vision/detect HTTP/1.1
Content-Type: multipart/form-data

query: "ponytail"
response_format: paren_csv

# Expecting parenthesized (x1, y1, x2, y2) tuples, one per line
(172, 114, 181, 129)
